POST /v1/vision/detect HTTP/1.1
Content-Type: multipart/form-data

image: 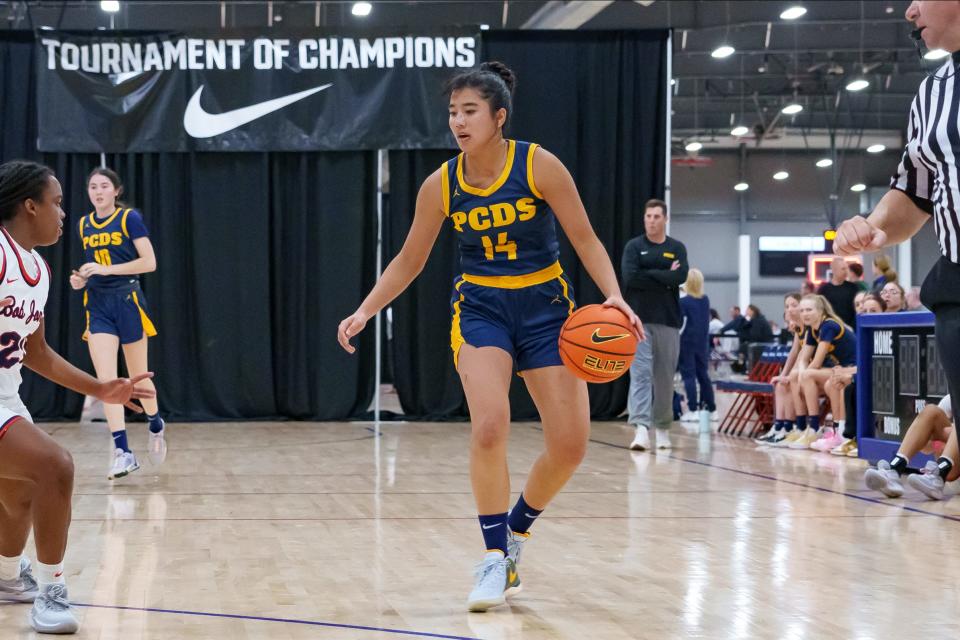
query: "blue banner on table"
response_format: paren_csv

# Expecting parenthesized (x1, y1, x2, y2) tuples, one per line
(36, 29, 479, 152)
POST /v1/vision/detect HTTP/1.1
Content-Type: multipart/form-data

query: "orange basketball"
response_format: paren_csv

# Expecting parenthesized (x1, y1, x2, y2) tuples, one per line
(558, 304, 638, 383)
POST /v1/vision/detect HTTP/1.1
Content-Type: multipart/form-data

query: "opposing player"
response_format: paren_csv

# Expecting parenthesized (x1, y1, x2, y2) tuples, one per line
(337, 62, 643, 611)
(0, 160, 154, 633)
(71, 168, 165, 479)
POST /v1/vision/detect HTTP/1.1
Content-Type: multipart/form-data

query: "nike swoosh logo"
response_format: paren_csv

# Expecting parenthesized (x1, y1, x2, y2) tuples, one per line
(5, 278, 17, 284)
(183, 83, 332, 138)
(591, 328, 629, 344)
(525, 512, 538, 518)
(481, 523, 502, 530)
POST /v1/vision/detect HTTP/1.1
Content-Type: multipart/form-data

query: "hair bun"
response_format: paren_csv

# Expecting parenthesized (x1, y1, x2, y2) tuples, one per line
(480, 61, 516, 94)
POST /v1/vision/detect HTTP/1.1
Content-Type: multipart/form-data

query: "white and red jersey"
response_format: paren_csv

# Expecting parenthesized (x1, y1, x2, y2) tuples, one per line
(0, 226, 50, 401)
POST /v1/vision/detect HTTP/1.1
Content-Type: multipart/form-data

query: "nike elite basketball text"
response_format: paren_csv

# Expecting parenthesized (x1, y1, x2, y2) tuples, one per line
(559, 305, 638, 382)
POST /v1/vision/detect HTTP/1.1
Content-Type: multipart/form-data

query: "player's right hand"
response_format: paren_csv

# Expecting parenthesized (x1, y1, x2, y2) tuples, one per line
(69, 270, 87, 290)
(834, 216, 887, 256)
(337, 310, 369, 354)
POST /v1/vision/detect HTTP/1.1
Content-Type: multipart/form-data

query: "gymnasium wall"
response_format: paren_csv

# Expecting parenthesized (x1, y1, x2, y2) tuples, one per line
(671, 150, 938, 318)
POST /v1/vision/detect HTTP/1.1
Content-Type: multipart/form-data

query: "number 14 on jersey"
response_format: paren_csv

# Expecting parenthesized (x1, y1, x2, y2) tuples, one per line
(481, 232, 517, 260)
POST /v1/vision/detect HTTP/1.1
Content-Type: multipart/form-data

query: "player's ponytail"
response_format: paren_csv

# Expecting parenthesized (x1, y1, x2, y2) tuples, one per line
(88, 166, 131, 210)
(0, 160, 55, 223)
(446, 60, 516, 129)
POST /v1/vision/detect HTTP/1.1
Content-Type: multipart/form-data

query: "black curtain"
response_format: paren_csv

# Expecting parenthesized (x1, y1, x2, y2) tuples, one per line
(2, 33, 377, 421)
(388, 30, 668, 420)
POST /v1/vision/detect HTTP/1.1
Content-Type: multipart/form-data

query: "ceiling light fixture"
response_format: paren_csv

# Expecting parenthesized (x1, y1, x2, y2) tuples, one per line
(846, 78, 870, 92)
(925, 49, 950, 60)
(851, 183, 867, 192)
(711, 45, 735, 59)
(100, 0, 120, 11)
(730, 125, 749, 137)
(781, 103, 803, 115)
(779, 6, 807, 20)
(816, 158, 833, 168)
(866, 144, 886, 153)
(685, 141, 703, 152)
(773, 171, 789, 181)
(351, 2, 372, 17)
(734, 182, 749, 191)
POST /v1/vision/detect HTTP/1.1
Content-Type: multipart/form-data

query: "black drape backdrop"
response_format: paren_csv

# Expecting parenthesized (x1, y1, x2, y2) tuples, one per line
(2, 29, 666, 422)
(2, 33, 377, 421)
(388, 31, 668, 420)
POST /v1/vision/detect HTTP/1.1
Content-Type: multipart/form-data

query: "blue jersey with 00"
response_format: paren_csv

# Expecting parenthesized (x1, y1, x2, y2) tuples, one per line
(78, 207, 149, 291)
(442, 139, 559, 277)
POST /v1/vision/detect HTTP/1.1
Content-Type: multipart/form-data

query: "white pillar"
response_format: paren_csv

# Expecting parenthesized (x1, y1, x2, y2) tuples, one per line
(898, 241, 912, 289)
(738, 234, 751, 311)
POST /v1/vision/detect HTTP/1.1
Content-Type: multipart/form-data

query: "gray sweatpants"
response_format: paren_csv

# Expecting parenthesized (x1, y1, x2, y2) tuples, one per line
(627, 323, 680, 430)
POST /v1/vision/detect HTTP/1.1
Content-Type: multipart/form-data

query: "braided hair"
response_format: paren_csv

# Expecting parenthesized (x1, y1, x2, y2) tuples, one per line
(0, 160, 55, 223)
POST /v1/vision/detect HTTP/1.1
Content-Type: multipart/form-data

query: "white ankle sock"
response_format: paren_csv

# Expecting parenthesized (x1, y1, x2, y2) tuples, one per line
(36, 561, 65, 586)
(0, 553, 21, 580)
(837, 420, 845, 434)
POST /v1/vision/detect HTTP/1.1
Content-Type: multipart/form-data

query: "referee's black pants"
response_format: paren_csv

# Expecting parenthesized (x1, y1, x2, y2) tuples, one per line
(935, 305, 960, 429)
(923, 257, 960, 430)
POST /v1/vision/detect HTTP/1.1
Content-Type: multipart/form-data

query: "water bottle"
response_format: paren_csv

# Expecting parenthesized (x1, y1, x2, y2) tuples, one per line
(699, 408, 711, 434)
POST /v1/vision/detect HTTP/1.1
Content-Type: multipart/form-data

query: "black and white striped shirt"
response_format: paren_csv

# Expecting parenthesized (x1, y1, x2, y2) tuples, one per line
(891, 52, 960, 263)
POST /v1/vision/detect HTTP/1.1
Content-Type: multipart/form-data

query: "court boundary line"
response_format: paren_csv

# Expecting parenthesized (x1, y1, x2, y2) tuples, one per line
(586, 434, 960, 523)
(72, 602, 478, 640)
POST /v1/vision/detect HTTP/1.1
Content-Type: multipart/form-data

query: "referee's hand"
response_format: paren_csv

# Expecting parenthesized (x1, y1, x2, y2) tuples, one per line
(834, 215, 888, 256)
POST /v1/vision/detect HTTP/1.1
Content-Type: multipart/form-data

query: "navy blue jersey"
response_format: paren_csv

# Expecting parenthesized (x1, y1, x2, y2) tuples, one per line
(79, 208, 149, 291)
(442, 140, 559, 279)
(806, 317, 856, 366)
(680, 295, 710, 350)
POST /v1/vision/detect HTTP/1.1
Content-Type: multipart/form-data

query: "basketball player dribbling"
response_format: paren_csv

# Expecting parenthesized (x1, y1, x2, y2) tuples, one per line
(0, 160, 154, 634)
(338, 61, 644, 611)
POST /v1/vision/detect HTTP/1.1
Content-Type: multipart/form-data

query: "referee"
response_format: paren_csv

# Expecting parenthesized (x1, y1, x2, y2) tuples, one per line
(835, 1, 960, 428)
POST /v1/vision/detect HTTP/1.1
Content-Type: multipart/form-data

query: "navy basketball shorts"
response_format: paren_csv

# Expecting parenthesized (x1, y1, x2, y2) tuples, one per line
(83, 287, 158, 344)
(450, 274, 575, 372)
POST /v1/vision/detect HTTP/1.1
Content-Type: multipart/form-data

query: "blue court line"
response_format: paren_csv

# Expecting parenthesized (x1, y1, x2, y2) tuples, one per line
(72, 602, 478, 640)
(586, 434, 960, 524)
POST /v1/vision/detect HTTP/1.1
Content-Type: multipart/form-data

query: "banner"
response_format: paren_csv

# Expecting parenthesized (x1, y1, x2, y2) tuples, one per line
(36, 29, 480, 152)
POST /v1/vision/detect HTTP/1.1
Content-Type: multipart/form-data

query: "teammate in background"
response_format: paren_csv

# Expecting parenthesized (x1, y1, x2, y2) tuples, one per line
(71, 168, 165, 479)
(0, 160, 154, 634)
(337, 62, 642, 612)
(865, 395, 958, 500)
(790, 295, 856, 449)
(757, 292, 802, 446)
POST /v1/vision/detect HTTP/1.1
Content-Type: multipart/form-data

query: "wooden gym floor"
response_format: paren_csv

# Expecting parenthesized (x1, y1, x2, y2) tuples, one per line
(1, 416, 958, 639)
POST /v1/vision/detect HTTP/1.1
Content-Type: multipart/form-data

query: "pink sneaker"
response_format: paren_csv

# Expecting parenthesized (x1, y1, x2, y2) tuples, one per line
(812, 430, 843, 451)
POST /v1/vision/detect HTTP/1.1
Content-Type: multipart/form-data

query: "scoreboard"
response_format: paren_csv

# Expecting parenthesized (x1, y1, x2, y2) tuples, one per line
(858, 311, 947, 463)
(870, 326, 945, 441)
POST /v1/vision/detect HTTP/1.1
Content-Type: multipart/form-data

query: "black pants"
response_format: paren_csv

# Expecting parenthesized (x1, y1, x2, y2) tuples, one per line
(935, 305, 960, 430)
(921, 257, 960, 430)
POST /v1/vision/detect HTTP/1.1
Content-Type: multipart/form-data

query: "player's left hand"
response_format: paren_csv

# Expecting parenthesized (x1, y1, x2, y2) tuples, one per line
(78, 262, 109, 278)
(602, 295, 646, 342)
(96, 372, 156, 412)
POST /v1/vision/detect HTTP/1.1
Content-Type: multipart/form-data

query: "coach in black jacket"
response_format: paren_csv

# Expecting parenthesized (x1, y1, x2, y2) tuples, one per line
(621, 198, 689, 451)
